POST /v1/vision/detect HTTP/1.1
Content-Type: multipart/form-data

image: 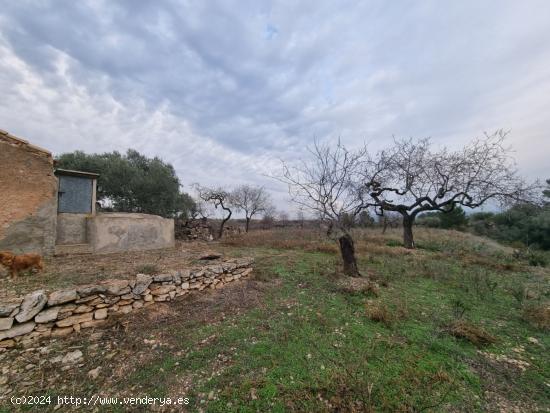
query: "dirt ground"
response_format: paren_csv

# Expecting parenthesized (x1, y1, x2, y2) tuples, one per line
(0, 241, 228, 301)
(0, 273, 275, 412)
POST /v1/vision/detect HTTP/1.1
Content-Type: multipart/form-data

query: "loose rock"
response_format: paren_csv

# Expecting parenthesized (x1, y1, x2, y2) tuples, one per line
(62, 350, 83, 364)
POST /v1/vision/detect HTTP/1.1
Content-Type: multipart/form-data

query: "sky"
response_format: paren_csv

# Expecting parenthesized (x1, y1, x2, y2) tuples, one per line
(0, 1, 549, 216)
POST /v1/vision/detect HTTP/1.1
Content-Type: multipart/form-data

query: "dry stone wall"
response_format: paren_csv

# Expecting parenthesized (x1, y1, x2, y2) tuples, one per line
(0, 257, 253, 348)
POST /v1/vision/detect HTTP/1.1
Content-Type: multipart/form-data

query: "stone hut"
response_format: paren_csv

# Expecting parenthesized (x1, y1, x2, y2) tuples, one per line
(0, 130, 175, 256)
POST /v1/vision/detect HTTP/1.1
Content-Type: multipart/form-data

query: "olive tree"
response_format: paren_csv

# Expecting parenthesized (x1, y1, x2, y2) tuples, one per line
(362, 130, 539, 248)
(277, 141, 370, 277)
(231, 185, 272, 232)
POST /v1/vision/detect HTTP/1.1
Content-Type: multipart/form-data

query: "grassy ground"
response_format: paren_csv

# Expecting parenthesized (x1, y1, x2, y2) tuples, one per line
(0, 228, 548, 412)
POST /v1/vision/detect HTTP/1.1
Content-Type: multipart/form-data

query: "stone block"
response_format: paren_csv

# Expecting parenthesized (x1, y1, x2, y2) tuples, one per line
(0, 321, 35, 340)
(35, 307, 60, 323)
(15, 291, 47, 323)
(48, 289, 78, 306)
(55, 313, 93, 328)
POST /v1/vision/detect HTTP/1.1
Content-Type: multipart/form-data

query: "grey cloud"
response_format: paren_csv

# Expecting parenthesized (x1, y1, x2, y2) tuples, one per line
(0, 0, 549, 213)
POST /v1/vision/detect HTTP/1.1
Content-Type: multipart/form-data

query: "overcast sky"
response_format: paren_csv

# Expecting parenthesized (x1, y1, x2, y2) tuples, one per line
(1, 1, 549, 215)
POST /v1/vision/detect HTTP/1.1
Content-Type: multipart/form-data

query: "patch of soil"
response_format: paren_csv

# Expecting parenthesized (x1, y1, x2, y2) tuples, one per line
(0, 241, 225, 300)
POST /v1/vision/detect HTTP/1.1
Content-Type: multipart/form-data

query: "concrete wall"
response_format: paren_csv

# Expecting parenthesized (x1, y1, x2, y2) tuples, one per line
(56, 214, 88, 245)
(87, 213, 175, 254)
(0, 131, 57, 255)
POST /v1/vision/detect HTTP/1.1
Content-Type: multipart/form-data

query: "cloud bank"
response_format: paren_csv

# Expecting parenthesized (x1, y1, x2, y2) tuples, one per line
(1, 0, 549, 214)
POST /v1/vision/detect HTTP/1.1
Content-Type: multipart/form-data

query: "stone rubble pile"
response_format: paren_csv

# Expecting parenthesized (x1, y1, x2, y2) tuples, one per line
(0, 257, 253, 348)
(175, 218, 214, 241)
(175, 218, 244, 241)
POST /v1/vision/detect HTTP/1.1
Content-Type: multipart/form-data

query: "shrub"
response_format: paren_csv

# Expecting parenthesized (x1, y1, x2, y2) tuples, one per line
(527, 251, 548, 267)
(522, 304, 550, 330)
(365, 301, 392, 326)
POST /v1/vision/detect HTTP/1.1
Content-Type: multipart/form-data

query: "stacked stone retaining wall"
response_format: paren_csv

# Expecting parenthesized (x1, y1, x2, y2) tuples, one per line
(0, 257, 253, 348)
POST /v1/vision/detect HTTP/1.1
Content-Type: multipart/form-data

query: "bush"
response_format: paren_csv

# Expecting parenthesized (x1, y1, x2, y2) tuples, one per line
(473, 204, 550, 251)
(365, 301, 392, 326)
(522, 304, 550, 330)
(527, 251, 548, 267)
(439, 206, 467, 230)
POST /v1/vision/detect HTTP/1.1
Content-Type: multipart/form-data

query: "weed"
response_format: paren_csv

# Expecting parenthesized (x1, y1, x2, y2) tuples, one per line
(451, 298, 469, 320)
(509, 284, 526, 306)
(136, 264, 158, 275)
(462, 270, 499, 300)
(416, 240, 443, 252)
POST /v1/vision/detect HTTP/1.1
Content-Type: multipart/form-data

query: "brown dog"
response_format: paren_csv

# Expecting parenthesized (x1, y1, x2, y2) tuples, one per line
(0, 251, 44, 278)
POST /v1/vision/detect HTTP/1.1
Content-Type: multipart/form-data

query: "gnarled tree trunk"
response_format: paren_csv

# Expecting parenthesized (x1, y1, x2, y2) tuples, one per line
(402, 214, 415, 249)
(218, 209, 232, 239)
(245, 217, 250, 232)
(338, 233, 360, 276)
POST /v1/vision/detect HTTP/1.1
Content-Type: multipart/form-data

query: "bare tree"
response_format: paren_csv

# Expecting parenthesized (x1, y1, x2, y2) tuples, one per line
(296, 209, 306, 228)
(261, 205, 277, 229)
(276, 141, 370, 277)
(362, 130, 540, 248)
(278, 211, 289, 226)
(378, 212, 400, 234)
(195, 185, 234, 239)
(231, 185, 272, 232)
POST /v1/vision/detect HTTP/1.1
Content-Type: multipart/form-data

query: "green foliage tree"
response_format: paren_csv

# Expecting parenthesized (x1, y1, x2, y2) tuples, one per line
(544, 179, 550, 205)
(470, 203, 550, 250)
(439, 206, 468, 230)
(468, 212, 495, 236)
(56, 150, 195, 218)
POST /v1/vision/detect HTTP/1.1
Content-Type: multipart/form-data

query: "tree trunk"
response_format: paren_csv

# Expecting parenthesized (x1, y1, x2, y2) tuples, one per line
(402, 214, 415, 249)
(218, 210, 232, 239)
(381, 216, 388, 234)
(245, 217, 250, 232)
(338, 233, 360, 277)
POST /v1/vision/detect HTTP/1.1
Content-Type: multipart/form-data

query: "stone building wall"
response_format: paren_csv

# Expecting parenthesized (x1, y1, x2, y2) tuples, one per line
(0, 257, 254, 347)
(0, 130, 58, 255)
